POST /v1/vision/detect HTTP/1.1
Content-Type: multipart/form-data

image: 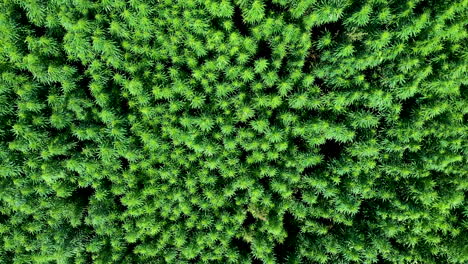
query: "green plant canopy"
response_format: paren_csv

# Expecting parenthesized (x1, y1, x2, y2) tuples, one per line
(0, 0, 467, 263)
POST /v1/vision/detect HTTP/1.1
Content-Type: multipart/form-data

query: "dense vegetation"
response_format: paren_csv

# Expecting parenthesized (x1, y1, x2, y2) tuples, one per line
(0, 0, 467, 263)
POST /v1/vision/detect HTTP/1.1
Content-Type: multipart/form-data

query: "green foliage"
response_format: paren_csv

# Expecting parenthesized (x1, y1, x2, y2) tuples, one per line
(0, 0, 467, 263)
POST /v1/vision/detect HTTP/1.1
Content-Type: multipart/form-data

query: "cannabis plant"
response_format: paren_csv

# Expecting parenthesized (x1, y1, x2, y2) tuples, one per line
(0, 0, 467, 263)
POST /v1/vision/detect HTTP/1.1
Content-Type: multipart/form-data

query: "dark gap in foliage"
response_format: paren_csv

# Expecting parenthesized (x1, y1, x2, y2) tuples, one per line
(45, 25, 66, 39)
(178, 63, 193, 80)
(51, 153, 73, 162)
(460, 84, 467, 100)
(346, 0, 365, 13)
(263, 1, 286, 14)
(13, 3, 65, 46)
(2, 251, 14, 262)
(408, 0, 428, 16)
(256, 40, 272, 59)
(0, 127, 15, 143)
(231, 237, 255, 261)
(109, 82, 131, 115)
(84, 9, 99, 27)
(301, 165, 318, 177)
(161, 60, 174, 76)
(311, 21, 344, 42)
(119, 157, 130, 170)
(360, 106, 381, 121)
(117, 96, 131, 116)
(433, 255, 450, 264)
(101, 177, 113, 191)
(303, 46, 320, 72)
(292, 136, 309, 152)
(14, 69, 35, 82)
(12, 4, 47, 37)
(314, 77, 330, 94)
(387, 237, 408, 256)
(274, 211, 300, 262)
(277, 59, 289, 79)
(73, 136, 92, 154)
(451, 207, 466, 225)
(83, 249, 94, 264)
(401, 148, 418, 164)
(136, 178, 146, 191)
(292, 189, 302, 200)
(124, 242, 137, 259)
(72, 62, 93, 98)
(316, 216, 334, 228)
(269, 108, 284, 128)
(188, 256, 201, 263)
(0, 210, 9, 223)
(320, 139, 343, 161)
(376, 254, 393, 264)
(433, 111, 453, 125)
(377, 254, 400, 264)
(258, 175, 271, 193)
(252, 258, 263, 264)
(80, 85, 95, 111)
(399, 95, 421, 121)
(362, 68, 377, 86)
(243, 210, 256, 228)
(71, 186, 94, 214)
(210, 17, 226, 32)
(325, 23, 347, 42)
(114, 194, 126, 211)
(71, 186, 94, 201)
(238, 148, 248, 164)
(233, 5, 249, 36)
(329, 112, 347, 124)
(353, 199, 375, 222)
